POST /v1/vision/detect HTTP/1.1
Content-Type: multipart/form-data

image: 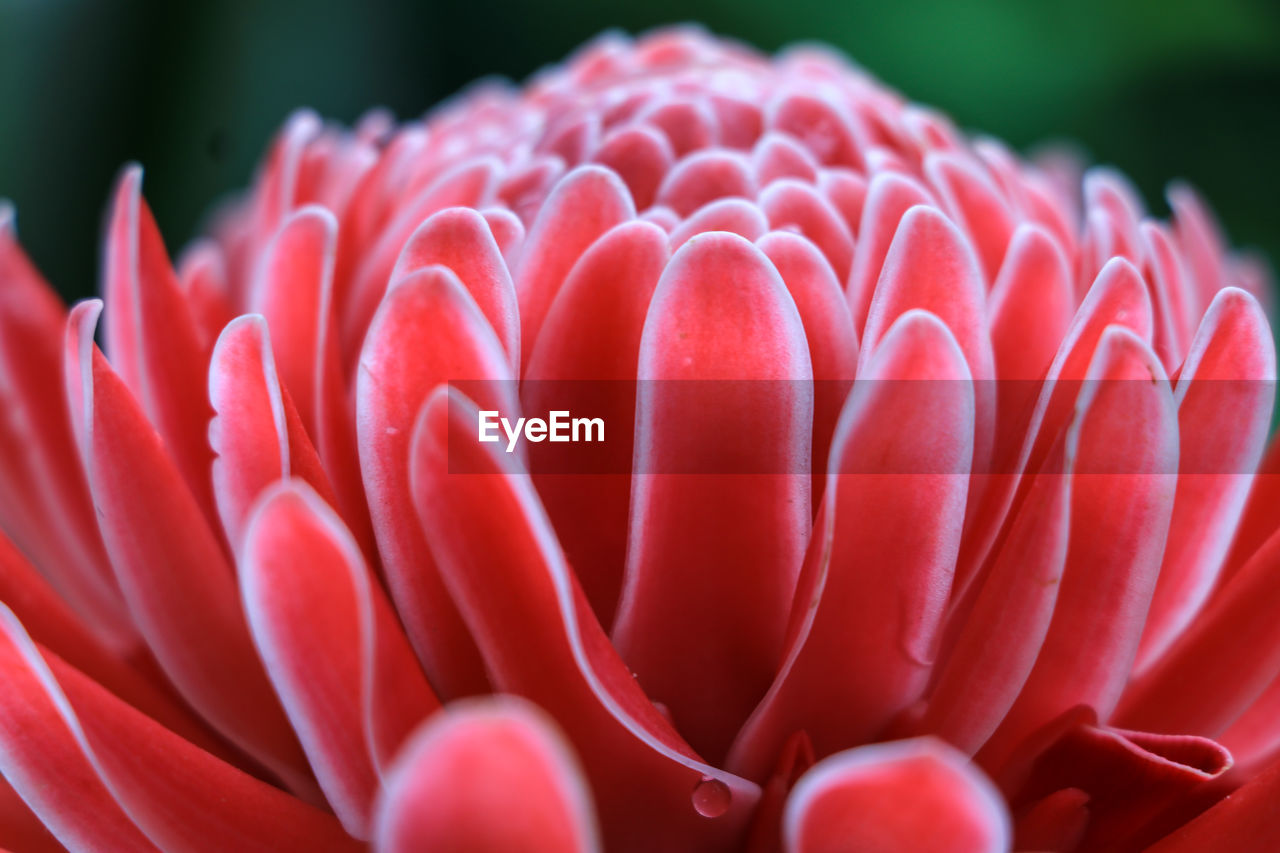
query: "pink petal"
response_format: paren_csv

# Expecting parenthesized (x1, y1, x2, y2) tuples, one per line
(980, 327, 1178, 774)
(175, 240, 235, 354)
(729, 310, 973, 780)
(209, 315, 337, 549)
(516, 166, 635, 365)
(639, 98, 719, 156)
(655, 150, 756, 216)
(1135, 288, 1275, 673)
(344, 156, 503, 359)
(523, 221, 669, 624)
(241, 480, 440, 838)
(373, 697, 600, 853)
(389, 206, 520, 371)
(101, 165, 220, 534)
(613, 232, 812, 761)
(766, 92, 866, 170)
(755, 230, 859, 494)
(1116, 526, 1280, 738)
(249, 206, 375, 560)
(752, 133, 820, 185)
(911, 449, 1070, 754)
(0, 530, 226, 757)
(409, 388, 760, 852)
(356, 266, 516, 699)
(844, 172, 934, 334)
(924, 152, 1019, 282)
(0, 605, 359, 852)
(64, 300, 313, 795)
(1144, 755, 1280, 852)
(0, 210, 132, 647)
(591, 124, 675, 210)
(758, 179, 855, 282)
(783, 738, 1010, 853)
(667, 197, 770, 250)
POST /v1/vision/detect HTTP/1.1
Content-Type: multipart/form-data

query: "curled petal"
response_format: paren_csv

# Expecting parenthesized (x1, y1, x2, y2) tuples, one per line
(373, 697, 600, 853)
(1145, 756, 1280, 852)
(783, 738, 1010, 853)
(925, 152, 1019, 282)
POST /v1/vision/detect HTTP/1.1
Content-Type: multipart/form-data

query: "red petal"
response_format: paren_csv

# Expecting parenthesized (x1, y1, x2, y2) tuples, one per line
(241, 481, 440, 838)
(980, 328, 1178, 773)
(591, 124, 675, 210)
(655, 150, 756, 216)
(0, 606, 359, 852)
(356, 266, 516, 698)
(613, 233, 812, 761)
(925, 152, 1019, 282)
(249, 206, 374, 560)
(524, 221, 669, 624)
(209, 315, 337, 549)
(373, 697, 600, 853)
(758, 179, 855, 282)
(913, 450, 1070, 754)
(516, 166, 635, 365)
(845, 173, 934, 334)
(1116, 526, 1280, 738)
(0, 530, 225, 757)
(667, 197, 769, 250)
(729, 311, 973, 780)
(1146, 757, 1280, 852)
(344, 156, 503, 358)
(409, 388, 760, 852)
(0, 211, 132, 646)
(390, 206, 520, 371)
(1135, 288, 1275, 673)
(783, 739, 1010, 853)
(64, 301, 313, 795)
(102, 166, 219, 535)
(756, 230, 859, 494)
(752, 133, 820, 185)
(766, 92, 866, 170)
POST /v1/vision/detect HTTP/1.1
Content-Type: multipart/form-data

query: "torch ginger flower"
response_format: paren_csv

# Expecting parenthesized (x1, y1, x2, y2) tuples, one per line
(1, 25, 1279, 853)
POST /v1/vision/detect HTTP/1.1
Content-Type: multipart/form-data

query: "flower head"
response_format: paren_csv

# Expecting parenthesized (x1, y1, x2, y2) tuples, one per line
(0, 25, 1277, 852)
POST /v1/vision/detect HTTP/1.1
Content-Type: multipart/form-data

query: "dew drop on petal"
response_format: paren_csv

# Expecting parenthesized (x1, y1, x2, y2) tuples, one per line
(692, 777, 732, 818)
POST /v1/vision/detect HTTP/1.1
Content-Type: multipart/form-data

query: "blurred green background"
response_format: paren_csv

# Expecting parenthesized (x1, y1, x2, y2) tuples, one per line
(1, 0, 1277, 301)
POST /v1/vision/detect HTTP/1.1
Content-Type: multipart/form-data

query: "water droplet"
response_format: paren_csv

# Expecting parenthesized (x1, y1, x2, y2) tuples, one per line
(692, 777, 731, 818)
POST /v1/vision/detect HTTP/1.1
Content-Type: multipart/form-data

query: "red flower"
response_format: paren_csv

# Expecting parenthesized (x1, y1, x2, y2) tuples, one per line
(0, 26, 1277, 852)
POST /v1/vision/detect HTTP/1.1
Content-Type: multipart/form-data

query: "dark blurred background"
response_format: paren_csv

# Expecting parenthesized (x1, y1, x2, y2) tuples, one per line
(1, 0, 1277, 302)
